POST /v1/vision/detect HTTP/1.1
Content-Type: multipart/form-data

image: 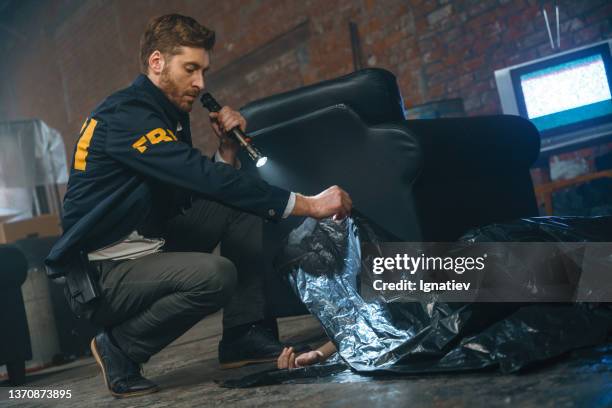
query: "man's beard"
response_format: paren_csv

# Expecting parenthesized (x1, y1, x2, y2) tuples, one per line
(159, 67, 198, 112)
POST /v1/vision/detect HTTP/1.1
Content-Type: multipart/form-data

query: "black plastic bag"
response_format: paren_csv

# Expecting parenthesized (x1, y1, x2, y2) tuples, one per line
(220, 215, 612, 388)
(461, 216, 612, 243)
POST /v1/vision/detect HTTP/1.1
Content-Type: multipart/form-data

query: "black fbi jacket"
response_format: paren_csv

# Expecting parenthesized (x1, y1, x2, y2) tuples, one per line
(45, 74, 290, 274)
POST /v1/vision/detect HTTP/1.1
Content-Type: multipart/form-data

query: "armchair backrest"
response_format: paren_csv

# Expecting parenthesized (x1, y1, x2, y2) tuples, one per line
(241, 68, 406, 132)
(0, 245, 28, 288)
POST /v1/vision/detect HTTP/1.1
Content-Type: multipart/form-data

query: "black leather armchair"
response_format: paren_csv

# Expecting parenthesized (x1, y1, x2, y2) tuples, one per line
(0, 245, 32, 385)
(238, 68, 540, 317)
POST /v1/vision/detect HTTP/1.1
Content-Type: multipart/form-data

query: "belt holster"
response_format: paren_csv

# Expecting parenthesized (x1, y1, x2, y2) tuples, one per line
(64, 251, 101, 305)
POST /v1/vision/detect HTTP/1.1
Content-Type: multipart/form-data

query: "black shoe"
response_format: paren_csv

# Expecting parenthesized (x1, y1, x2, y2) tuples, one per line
(219, 324, 285, 369)
(90, 332, 159, 398)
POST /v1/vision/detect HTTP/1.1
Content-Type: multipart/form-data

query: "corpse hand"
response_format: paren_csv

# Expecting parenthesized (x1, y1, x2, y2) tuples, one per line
(277, 347, 324, 369)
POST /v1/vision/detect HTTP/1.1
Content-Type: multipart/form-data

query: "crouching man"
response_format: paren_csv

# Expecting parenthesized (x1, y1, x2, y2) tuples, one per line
(46, 14, 352, 398)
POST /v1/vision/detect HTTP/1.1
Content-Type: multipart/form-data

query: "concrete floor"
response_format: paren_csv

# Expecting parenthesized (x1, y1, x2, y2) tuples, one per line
(1, 312, 611, 408)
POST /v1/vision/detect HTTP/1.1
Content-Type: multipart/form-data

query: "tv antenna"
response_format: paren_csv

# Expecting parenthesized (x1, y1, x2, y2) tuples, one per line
(542, 1, 561, 50)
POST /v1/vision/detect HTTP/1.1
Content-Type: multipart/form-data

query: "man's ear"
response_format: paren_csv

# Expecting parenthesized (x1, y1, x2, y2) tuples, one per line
(148, 50, 165, 75)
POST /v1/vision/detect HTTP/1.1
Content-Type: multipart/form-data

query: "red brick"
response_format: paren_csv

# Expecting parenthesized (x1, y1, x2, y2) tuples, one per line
(573, 26, 602, 44)
(585, 4, 612, 24)
(2, 0, 612, 155)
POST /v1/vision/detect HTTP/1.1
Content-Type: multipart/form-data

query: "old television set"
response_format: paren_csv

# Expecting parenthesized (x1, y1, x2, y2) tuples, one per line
(495, 39, 612, 152)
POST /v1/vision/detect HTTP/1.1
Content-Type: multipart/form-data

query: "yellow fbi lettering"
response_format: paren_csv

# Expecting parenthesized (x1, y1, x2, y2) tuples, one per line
(133, 128, 178, 153)
(74, 118, 98, 171)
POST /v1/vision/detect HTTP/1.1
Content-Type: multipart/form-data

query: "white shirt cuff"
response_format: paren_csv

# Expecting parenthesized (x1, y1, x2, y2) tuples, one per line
(282, 192, 296, 219)
(214, 150, 241, 170)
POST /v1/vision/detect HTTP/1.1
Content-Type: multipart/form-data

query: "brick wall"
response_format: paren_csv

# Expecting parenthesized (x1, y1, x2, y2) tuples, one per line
(0, 0, 610, 166)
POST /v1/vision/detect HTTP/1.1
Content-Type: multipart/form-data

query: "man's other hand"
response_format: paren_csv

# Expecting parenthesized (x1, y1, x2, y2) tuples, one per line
(209, 106, 244, 162)
(291, 185, 352, 220)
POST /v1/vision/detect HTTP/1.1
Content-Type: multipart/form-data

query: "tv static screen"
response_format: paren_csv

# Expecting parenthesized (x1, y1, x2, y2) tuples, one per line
(518, 54, 612, 133)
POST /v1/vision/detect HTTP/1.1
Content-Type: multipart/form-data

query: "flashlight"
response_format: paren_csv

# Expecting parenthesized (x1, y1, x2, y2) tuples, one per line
(200, 92, 268, 167)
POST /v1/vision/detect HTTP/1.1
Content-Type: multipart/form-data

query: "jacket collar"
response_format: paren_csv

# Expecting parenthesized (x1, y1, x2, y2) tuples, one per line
(132, 74, 190, 130)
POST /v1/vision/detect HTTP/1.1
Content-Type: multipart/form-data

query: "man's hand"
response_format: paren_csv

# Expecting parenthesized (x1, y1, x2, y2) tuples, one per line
(291, 185, 352, 220)
(209, 106, 245, 165)
(277, 347, 324, 369)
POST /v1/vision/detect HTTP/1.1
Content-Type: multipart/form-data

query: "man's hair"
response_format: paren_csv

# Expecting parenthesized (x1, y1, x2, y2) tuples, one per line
(139, 14, 215, 73)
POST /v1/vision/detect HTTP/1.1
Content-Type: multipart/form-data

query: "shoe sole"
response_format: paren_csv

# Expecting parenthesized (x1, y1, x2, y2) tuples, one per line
(219, 357, 277, 369)
(90, 338, 159, 399)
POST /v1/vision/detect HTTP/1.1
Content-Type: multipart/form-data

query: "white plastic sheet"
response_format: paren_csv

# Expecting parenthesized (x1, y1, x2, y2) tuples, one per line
(0, 119, 68, 220)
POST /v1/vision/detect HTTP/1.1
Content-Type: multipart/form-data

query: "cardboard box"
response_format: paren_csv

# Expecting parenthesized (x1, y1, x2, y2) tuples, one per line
(0, 214, 15, 224)
(0, 214, 62, 244)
